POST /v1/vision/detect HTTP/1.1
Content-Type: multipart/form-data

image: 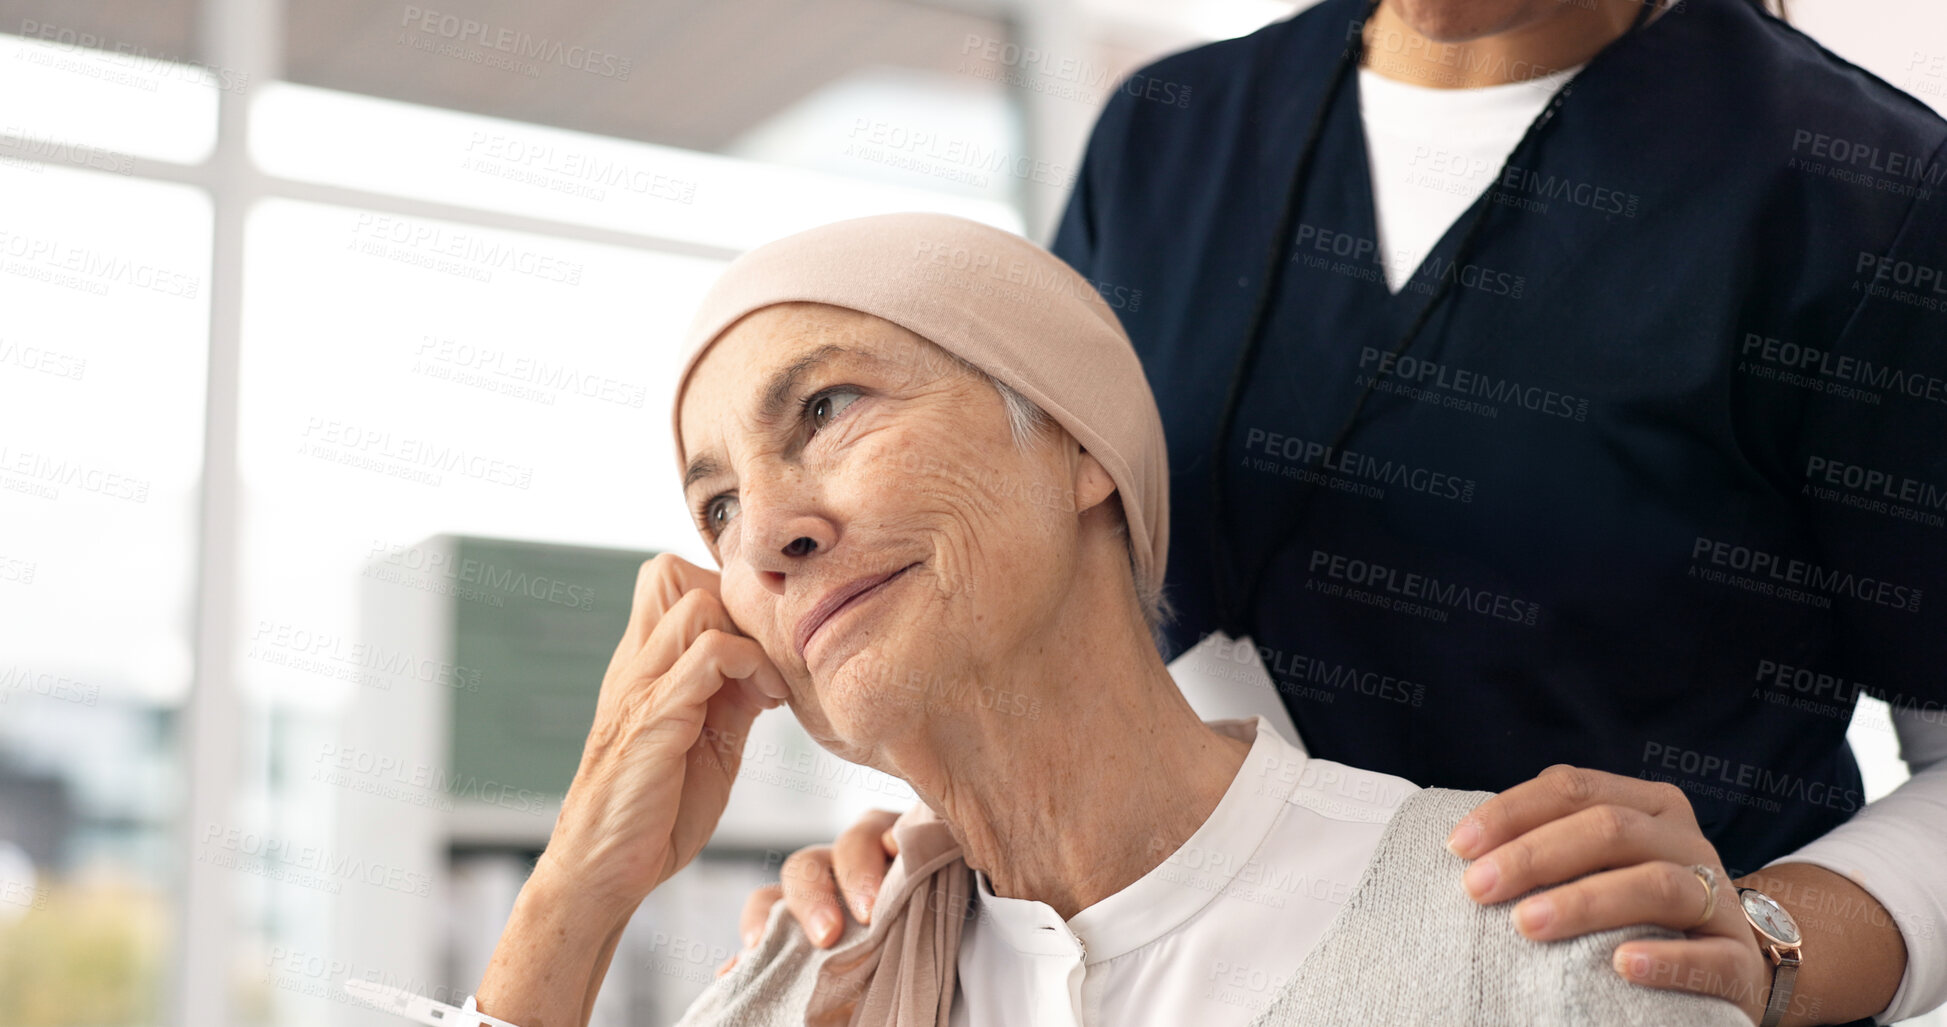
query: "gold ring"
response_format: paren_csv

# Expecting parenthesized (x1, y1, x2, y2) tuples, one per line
(1685, 863, 1719, 930)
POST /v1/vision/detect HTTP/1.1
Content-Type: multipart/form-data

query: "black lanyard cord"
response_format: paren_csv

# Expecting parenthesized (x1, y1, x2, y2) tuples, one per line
(1202, 0, 1660, 640)
(1203, 0, 1375, 640)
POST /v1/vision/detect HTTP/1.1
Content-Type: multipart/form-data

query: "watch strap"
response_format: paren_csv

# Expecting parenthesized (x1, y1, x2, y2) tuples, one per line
(1759, 954, 1799, 1027)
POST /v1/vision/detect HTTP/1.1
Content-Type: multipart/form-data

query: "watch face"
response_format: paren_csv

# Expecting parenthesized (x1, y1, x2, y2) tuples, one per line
(1741, 890, 1801, 945)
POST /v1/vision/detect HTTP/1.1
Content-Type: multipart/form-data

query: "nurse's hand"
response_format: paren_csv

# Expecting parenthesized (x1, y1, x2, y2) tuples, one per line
(537, 554, 791, 906)
(716, 808, 903, 977)
(1448, 765, 1770, 1024)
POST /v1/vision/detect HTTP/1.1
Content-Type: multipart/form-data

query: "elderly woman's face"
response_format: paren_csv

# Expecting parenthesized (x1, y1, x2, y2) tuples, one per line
(677, 303, 1090, 762)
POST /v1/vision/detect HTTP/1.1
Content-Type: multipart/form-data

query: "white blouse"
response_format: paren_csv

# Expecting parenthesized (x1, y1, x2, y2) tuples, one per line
(945, 715, 1419, 1027)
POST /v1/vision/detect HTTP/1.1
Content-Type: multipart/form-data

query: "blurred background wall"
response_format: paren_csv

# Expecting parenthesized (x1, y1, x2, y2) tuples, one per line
(0, 0, 1942, 1025)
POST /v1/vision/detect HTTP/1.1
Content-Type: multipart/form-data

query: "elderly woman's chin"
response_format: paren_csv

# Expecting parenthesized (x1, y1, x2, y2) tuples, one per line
(785, 571, 975, 764)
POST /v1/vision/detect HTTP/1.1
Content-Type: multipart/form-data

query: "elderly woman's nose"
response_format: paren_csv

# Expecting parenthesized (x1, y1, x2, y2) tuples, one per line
(738, 494, 837, 592)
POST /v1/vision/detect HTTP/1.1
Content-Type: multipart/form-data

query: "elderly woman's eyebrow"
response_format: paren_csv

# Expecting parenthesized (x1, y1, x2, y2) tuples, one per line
(683, 342, 892, 495)
(759, 343, 863, 420)
(682, 454, 722, 493)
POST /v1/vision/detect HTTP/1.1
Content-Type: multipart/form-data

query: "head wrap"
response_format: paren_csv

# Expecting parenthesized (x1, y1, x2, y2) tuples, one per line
(668, 212, 1169, 597)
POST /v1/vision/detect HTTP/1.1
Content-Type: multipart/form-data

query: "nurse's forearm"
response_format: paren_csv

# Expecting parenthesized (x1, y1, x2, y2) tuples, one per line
(474, 867, 634, 1027)
(1731, 862, 1906, 1027)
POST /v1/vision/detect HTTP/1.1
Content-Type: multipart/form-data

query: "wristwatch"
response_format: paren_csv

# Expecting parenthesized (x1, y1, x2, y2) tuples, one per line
(1738, 887, 1803, 1027)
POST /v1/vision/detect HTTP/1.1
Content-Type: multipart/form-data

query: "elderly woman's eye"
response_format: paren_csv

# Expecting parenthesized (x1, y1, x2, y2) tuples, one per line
(702, 494, 739, 535)
(806, 388, 862, 432)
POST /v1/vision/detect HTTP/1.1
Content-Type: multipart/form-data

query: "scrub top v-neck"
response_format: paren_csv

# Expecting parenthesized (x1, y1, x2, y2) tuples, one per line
(1357, 64, 1583, 293)
(1050, 0, 1947, 874)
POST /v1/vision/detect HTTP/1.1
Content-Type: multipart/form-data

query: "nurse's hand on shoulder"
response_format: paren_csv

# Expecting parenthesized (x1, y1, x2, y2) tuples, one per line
(535, 554, 790, 908)
(717, 808, 903, 977)
(1449, 765, 1769, 1023)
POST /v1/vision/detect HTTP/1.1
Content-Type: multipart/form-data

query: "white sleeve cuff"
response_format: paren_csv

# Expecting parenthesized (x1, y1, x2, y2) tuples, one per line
(1761, 758, 1947, 1024)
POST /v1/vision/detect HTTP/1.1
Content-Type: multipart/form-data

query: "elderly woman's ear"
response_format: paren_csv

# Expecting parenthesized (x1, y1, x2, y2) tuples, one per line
(1072, 449, 1120, 518)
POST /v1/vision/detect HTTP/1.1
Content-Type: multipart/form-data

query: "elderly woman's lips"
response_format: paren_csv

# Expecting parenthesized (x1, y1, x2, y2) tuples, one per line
(795, 563, 917, 660)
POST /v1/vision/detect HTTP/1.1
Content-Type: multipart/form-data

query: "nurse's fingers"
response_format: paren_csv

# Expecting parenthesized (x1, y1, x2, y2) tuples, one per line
(1448, 764, 1696, 860)
(737, 883, 785, 947)
(832, 808, 903, 924)
(1610, 934, 1770, 1024)
(1461, 803, 1716, 906)
(1506, 860, 1745, 944)
(780, 846, 848, 948)
(723, 883, 786, 975)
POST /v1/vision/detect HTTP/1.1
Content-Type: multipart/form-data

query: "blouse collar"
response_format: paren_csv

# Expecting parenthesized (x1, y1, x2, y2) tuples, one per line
(969, 714, 1307, 964)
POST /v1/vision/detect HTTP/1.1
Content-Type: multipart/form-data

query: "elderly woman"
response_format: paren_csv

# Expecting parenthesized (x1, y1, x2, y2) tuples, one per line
(464, 215, 1756, 1027)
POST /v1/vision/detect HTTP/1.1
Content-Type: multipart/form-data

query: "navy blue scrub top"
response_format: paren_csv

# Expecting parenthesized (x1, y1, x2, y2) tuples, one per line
(1051, 0, 1947, 875)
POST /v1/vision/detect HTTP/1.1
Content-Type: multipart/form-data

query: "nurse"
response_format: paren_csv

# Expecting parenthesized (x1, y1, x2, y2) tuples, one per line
(741, 1, 1947, 1025)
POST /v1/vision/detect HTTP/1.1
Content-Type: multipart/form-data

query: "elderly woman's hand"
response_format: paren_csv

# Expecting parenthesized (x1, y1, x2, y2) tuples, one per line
(1448, 765, 1772, 1023)
(536, 553, 791, 906)
(474, 555, 790, 1027)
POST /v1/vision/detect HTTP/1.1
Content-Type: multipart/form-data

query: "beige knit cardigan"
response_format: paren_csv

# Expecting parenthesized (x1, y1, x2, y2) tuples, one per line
(674, 787, 1747, 1026)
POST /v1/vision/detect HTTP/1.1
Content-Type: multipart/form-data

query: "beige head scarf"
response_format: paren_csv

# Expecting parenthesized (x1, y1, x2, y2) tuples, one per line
(668, 212, 1169, 599)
